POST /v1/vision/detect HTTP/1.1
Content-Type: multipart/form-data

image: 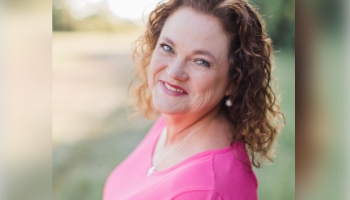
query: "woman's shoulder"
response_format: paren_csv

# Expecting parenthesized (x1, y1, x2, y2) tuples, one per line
(167, 141, 257, 181)
(211, 141, 258, 197)
(212, 141, 255, 175)
(164, 141, 257, 199)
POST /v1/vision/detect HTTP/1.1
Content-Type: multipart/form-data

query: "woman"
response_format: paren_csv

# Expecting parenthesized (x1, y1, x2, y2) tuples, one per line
(104, 0, 284, 199)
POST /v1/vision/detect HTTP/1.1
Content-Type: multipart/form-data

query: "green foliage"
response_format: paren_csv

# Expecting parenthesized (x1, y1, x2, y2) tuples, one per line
(52, 7, 140, 33)
(52, 0, 295, 49)
(252, 0, 295, 49)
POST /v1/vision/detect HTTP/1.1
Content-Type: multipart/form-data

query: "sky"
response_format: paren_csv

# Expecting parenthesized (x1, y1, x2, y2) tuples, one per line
(67, 0, 162, 21)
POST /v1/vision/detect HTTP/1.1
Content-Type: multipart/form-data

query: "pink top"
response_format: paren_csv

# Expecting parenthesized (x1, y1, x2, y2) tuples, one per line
(103, 116, 258, 200)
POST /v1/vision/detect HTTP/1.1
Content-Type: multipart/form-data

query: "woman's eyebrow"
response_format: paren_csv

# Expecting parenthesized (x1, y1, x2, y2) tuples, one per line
(161, 36, 176, 47)
(192, 49, 217, 61)
(161, 36, 217, 61)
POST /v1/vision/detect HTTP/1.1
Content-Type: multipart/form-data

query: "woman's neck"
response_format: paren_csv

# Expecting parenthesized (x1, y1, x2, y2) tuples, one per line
(162, 106, 225, 147)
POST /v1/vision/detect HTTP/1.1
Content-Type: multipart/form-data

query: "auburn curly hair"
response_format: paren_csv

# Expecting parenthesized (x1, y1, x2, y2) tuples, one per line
(130, 0, 285, 168)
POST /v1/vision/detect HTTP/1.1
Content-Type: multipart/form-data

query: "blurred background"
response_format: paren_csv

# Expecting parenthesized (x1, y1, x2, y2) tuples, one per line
(52, 0, 295, 200)
(5, 0, 350, 200)
(1, 0, 52, 200)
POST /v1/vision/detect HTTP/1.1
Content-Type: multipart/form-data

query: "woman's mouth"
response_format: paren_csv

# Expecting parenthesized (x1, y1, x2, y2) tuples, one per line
(160, 81, 188, 96)
(164, 82, 184, 93)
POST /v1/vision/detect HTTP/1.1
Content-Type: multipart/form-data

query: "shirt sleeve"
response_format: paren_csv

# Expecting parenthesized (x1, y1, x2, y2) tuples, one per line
(171, 190, 223, 200)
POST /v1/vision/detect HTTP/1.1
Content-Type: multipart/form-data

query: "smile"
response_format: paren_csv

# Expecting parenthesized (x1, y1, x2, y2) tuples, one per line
(164, 82, 184, 93)
(160, 81, 188, 96)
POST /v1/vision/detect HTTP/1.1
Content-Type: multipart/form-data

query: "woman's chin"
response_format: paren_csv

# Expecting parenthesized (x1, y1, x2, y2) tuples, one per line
(153, 102, 186, 115)
(154, 105, 183, 115)
(152, 93, 186, 114)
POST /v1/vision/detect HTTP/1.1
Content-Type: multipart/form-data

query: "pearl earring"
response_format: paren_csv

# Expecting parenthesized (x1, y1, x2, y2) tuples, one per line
(225, 99, 232, 107)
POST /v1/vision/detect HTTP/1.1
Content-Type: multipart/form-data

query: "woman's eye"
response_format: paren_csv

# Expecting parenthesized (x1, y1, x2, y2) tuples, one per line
(160, 43, 173, 53)
(196, 59, 211, 67)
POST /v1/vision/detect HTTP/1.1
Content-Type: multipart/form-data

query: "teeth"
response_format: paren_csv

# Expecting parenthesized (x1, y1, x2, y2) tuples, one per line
(164, 83, 183, 93)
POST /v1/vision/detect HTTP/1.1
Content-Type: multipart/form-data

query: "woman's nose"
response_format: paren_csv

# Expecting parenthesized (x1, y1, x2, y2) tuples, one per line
(166, 59, 188, 81)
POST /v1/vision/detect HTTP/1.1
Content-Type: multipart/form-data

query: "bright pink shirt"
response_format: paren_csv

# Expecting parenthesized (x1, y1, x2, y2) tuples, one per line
(103, 117, 258, 200)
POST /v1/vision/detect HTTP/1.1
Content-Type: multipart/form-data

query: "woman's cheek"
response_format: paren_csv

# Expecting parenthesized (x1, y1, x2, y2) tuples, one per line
(152, 55, 167, 76)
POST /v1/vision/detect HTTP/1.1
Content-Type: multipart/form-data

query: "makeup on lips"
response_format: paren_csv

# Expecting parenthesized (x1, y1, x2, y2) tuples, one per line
(160, 81, 188, 96)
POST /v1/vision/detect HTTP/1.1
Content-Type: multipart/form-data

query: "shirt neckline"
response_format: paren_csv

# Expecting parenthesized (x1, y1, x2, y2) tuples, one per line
(149, 122, 235, 176)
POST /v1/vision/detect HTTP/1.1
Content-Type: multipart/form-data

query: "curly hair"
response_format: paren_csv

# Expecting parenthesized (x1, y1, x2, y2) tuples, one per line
(130, 0, 285, 168)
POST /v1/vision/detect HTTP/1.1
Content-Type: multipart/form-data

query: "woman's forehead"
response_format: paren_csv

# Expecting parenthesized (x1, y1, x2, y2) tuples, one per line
(159, 7, 229, 53)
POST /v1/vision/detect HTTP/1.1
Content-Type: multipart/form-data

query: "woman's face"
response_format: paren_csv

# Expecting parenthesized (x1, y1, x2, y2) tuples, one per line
(148, 7, 231, 117)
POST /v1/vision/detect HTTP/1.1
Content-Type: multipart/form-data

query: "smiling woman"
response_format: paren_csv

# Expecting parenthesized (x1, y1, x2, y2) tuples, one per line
(148, 8, 231, 117)
(103, 0, 285, 199)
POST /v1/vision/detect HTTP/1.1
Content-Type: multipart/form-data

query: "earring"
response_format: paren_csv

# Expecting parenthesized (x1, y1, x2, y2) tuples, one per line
(225, 99, 232, 107)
